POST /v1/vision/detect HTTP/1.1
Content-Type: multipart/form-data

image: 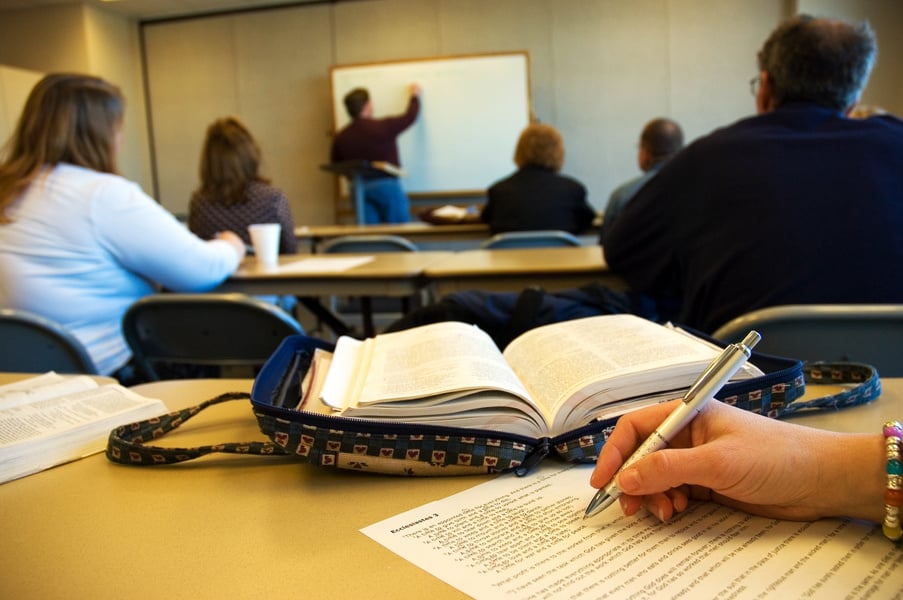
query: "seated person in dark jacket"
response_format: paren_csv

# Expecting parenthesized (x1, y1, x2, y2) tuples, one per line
(481, 123, 596, 235)
(600, 117, 683, 237)
(602, 14, 903, 333)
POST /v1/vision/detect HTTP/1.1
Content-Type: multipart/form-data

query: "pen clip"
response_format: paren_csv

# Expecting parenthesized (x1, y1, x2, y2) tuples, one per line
(683, 331, 761, 403)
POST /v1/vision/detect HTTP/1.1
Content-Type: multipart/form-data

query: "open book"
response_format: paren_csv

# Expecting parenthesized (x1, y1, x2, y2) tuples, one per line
(0, 373, 166, 484)
(307, 314, 762, 439)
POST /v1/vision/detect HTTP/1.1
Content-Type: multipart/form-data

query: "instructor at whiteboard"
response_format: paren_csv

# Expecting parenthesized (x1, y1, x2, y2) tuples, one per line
(330, 84, 421, 224)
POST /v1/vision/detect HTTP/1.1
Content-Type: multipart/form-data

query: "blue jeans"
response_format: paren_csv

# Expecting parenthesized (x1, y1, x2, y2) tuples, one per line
(362, 177, 411, 224)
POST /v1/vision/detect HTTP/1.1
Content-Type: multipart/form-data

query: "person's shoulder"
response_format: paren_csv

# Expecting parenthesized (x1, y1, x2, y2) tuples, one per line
(56, 164, 146, 199)
(56, 163, 131, 185)
(691, 113, 763, 143)
(667, 113, 772, 163)
(247, 180, 288, 205)
(332, 120, 358, 142)
(854, 112, 903, 136)
(188, 194, 223, 217)
(248, 179, 284, 195)
(557, 172, 587, 190)
(609, 173, 645, 199)
(487, 170, 520, 191)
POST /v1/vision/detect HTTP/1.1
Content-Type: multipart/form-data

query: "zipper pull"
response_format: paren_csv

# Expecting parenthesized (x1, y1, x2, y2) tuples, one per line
(513, 439, 550, 476)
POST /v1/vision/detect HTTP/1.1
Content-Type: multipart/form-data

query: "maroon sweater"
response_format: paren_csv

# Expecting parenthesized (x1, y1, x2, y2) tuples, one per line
(330, 96, 420, 177)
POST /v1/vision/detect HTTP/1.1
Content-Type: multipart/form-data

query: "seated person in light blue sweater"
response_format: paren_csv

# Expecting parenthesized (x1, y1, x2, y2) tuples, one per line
(0, 74, 246, 378)
(600, 118, 683, 237)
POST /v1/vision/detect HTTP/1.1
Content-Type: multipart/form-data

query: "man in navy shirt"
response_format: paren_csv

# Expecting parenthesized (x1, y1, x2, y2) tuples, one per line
(602, 14, 903, 333)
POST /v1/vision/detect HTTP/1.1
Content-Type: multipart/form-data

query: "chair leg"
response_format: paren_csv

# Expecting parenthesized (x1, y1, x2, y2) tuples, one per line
(296, 296, 354, 337)
(361, 297, 375, 338)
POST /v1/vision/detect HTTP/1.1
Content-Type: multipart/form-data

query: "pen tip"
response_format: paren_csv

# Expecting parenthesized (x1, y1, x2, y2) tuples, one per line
(584, 492, 616, 519)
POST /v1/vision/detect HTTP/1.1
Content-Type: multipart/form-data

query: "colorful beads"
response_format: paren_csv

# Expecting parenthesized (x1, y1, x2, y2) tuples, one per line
(883, 420, 903, 543)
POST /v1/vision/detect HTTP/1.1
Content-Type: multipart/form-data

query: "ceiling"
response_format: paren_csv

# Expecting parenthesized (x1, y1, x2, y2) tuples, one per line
(0, 0, 336, 21)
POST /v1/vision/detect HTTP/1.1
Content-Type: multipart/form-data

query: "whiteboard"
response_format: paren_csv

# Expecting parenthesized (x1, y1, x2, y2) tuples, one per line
(330, 52, 531, 196)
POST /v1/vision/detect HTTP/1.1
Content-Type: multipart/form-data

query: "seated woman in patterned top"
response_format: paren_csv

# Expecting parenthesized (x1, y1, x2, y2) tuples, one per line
(188, 116, 297, 254)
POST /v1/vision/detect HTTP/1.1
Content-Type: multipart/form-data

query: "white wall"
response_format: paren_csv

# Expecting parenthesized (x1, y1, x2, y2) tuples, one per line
(1, 0, 900, 226)
(0, 4, 151, 193)
(142, 0, 791, 223)
(143, 4, 337, 220)
(84, 5, 152, 191)
(0, 65, 44, 148)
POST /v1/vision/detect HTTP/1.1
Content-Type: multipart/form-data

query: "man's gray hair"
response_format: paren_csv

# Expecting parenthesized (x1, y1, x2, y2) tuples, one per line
(757, 14, 877, 112)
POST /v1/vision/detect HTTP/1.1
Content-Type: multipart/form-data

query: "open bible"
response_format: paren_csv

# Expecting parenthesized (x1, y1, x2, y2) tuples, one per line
(0, 373, 166, 484)
(305, 314, 762, 439)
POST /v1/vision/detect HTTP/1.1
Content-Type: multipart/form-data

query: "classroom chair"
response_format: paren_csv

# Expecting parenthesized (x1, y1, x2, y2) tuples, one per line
(0, 308, 98, 374)
(480, 230, 582, 249)
(712, 304, 903, 376)
(320, 234, 421, 337)
(121, 293, 304, 381)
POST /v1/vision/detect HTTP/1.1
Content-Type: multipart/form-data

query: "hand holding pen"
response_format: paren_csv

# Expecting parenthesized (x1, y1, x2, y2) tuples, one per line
(585, 331, 761, 519)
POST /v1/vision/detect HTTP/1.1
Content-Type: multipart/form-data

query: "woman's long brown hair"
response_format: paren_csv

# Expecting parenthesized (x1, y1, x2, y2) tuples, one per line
(0, 73, 124, 223)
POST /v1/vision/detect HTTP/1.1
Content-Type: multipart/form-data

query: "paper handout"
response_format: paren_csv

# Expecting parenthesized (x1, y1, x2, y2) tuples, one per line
(362, 462, 903, 599)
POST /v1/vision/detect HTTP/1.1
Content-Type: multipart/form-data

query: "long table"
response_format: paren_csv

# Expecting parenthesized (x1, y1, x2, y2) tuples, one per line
(2, 374, 900, 598)
(215, 247, 624, 335)
(215, 252, 452, 337)
(217, 252, 452, 297)
(424, 245, 626, 296)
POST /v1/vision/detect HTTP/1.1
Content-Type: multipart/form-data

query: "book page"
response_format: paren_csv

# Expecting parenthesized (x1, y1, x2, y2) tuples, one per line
(322, 322, 543, 416)
(0, 383, 164, 447)
(0, 378, 167, 483)
(276, 256, 374, 274)
(503, 315, 732, 434)
(0, 372, 98, 410)
(362, 462, 903, 599)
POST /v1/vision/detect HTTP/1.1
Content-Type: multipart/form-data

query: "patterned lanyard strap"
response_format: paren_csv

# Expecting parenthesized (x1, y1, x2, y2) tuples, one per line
(106, 362, 882, 467)
(778, 362, 882, 416)
(106, 391, 286, 466)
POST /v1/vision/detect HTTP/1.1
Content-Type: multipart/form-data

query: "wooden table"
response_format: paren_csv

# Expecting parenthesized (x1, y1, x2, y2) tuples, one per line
(218, 252, 451, 296)
(1, 375, 900, 599)
(424, 245, 627, 297)
(216, 252, 452, 336)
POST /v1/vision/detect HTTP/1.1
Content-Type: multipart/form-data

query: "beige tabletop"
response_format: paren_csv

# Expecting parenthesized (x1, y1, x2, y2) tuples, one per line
(424, 245, 628, 296)
(2, 376, 901, 599)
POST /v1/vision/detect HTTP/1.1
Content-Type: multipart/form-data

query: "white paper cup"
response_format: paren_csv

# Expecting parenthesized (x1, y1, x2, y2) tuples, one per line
(248, 223, 281, 266)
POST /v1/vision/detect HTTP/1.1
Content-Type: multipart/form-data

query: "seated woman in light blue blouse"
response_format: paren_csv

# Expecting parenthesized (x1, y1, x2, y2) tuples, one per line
(0, 74, 246, 379)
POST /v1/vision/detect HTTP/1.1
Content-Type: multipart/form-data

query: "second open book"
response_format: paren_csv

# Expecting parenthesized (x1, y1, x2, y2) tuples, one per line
(300, 314, 762, 439)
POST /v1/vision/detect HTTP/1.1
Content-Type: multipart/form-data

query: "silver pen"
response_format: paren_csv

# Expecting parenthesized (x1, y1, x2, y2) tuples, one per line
(584, 330, 761, 519)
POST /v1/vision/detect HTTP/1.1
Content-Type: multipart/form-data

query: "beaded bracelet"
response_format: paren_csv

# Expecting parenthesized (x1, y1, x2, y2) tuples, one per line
(883, 420, 903, 543)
